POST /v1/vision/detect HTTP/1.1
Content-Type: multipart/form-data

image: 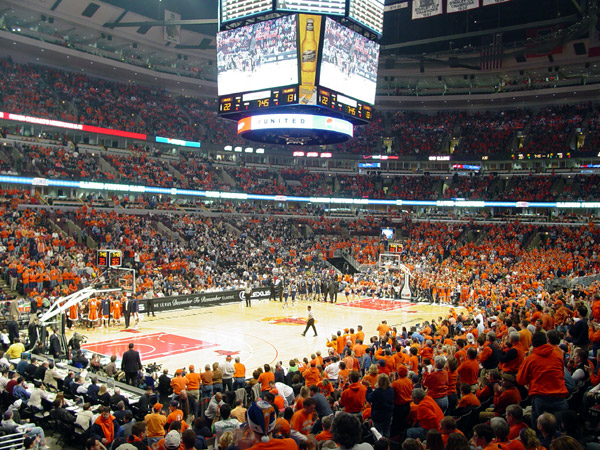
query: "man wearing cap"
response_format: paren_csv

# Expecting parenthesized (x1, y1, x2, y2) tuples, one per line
(167, 400, 185, 426)
(164, 430, 181, 450)
(186, 366, 201, 402)
(479, 372, 522, 420)
(244, 400, 297, 450)
(145, 403, 167, 445)
(121, 343, 143, 386)
(221, 356, 235, 393)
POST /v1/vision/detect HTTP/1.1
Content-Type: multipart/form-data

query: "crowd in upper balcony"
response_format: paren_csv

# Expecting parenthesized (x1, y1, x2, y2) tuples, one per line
(2, 60, 600, 157)
(7, 137, 600, 203)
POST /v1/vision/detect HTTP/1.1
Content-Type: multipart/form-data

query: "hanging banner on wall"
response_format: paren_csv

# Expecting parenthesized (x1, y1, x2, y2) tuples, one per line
(412, 0, 443, 19)
(164, 10, 181, 44)
(447, 0, 479, 13)
(482, 0, 510, 5)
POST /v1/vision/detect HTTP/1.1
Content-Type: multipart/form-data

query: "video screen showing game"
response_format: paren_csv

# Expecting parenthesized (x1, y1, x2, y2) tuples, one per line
(217, 15, 298, 96)
(319, 17, 380, 105)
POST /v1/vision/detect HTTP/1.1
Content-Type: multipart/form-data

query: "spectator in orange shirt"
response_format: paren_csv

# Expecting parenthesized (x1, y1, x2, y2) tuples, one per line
(406, 388, 444, 441)
(290, 397, 316, 438)
(185, 366, 201, 402)
(440, 416, 464, 446)
(302, 362, 321, 387)
(201, 365, 213, 399)
(166, 400, 185, 425)
(314, 415, 333, 441)
(456, 383, 481, 415)
(377, 321, 391, 337)
(258, 365, 275, 398)
(457, 348, 480, 389)
(339, 370, 367, 414)
(516, 331, 568, 425)
(170, 370, 187, 396)
(233, 357, 246, 390)
(391, 365, 413, 433)
(422, 356, 448, 413)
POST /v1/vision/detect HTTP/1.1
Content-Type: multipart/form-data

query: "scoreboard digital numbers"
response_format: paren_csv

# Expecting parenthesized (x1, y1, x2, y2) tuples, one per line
(96, 249, 122, 268)
(109, 250, 122, 268)
(276, 0, 346, 15)
(318, 88, 372, 121)
(348, 0, 385, 36)
(220, 87, 299, 114)
(220, 0, 272, 24)
(97, 250, 108, 267)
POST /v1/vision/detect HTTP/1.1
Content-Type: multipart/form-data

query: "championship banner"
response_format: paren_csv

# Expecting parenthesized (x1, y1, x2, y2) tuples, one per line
(138, 287, 272, 313)
(482, 0, 510, 5)
(412, 0, 443, 19)
(447, 0, 479, 13)
(164, 10, 181, 44)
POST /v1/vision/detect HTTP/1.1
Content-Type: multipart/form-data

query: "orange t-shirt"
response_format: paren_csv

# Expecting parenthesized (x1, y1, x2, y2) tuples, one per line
(170, 377, 187, 395)
(258, 371, 275, 391)
(290, 409, 315, 435)
(185, 372, 201, 391)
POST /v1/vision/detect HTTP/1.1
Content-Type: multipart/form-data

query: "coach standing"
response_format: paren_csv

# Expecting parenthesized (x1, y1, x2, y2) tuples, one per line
(122, 343, 143, 386)
(123, 296, 133, 328)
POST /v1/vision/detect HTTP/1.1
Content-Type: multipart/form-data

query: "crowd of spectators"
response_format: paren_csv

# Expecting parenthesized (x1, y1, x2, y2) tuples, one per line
(0, 182, 599, 449)
(391, 112, 458, 156)
(455, 110, 528, 155)
(522, 105, 591, 155)
(3, 60, 600, 157)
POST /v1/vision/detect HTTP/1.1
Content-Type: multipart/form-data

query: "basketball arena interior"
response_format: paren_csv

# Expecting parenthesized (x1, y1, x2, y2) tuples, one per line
(0, 0, 599, 449)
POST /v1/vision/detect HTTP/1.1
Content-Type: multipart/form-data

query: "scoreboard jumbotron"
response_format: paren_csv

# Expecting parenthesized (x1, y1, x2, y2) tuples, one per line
(217, 0, 384, 146)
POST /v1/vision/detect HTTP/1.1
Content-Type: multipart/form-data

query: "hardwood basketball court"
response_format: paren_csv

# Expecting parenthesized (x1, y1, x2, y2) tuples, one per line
(77, 297, 459, 374)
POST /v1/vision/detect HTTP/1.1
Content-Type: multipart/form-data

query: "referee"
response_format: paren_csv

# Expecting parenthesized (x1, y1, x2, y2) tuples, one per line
(301, 305, 317, 337)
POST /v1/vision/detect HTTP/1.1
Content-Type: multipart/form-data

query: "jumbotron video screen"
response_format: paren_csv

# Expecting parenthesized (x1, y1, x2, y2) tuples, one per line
(319, 17, 380, 105)
(217, 1, 383, 145)
(217, 15, 298, 96)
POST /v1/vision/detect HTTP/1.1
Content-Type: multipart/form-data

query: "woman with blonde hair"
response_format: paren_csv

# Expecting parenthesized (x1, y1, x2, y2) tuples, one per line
(218, 430, 234, 450)
(362, 364, 379, 388)
(294, 386, 309, 411)
(97, 384, 110, 406)
(520, 428, 544, 450)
